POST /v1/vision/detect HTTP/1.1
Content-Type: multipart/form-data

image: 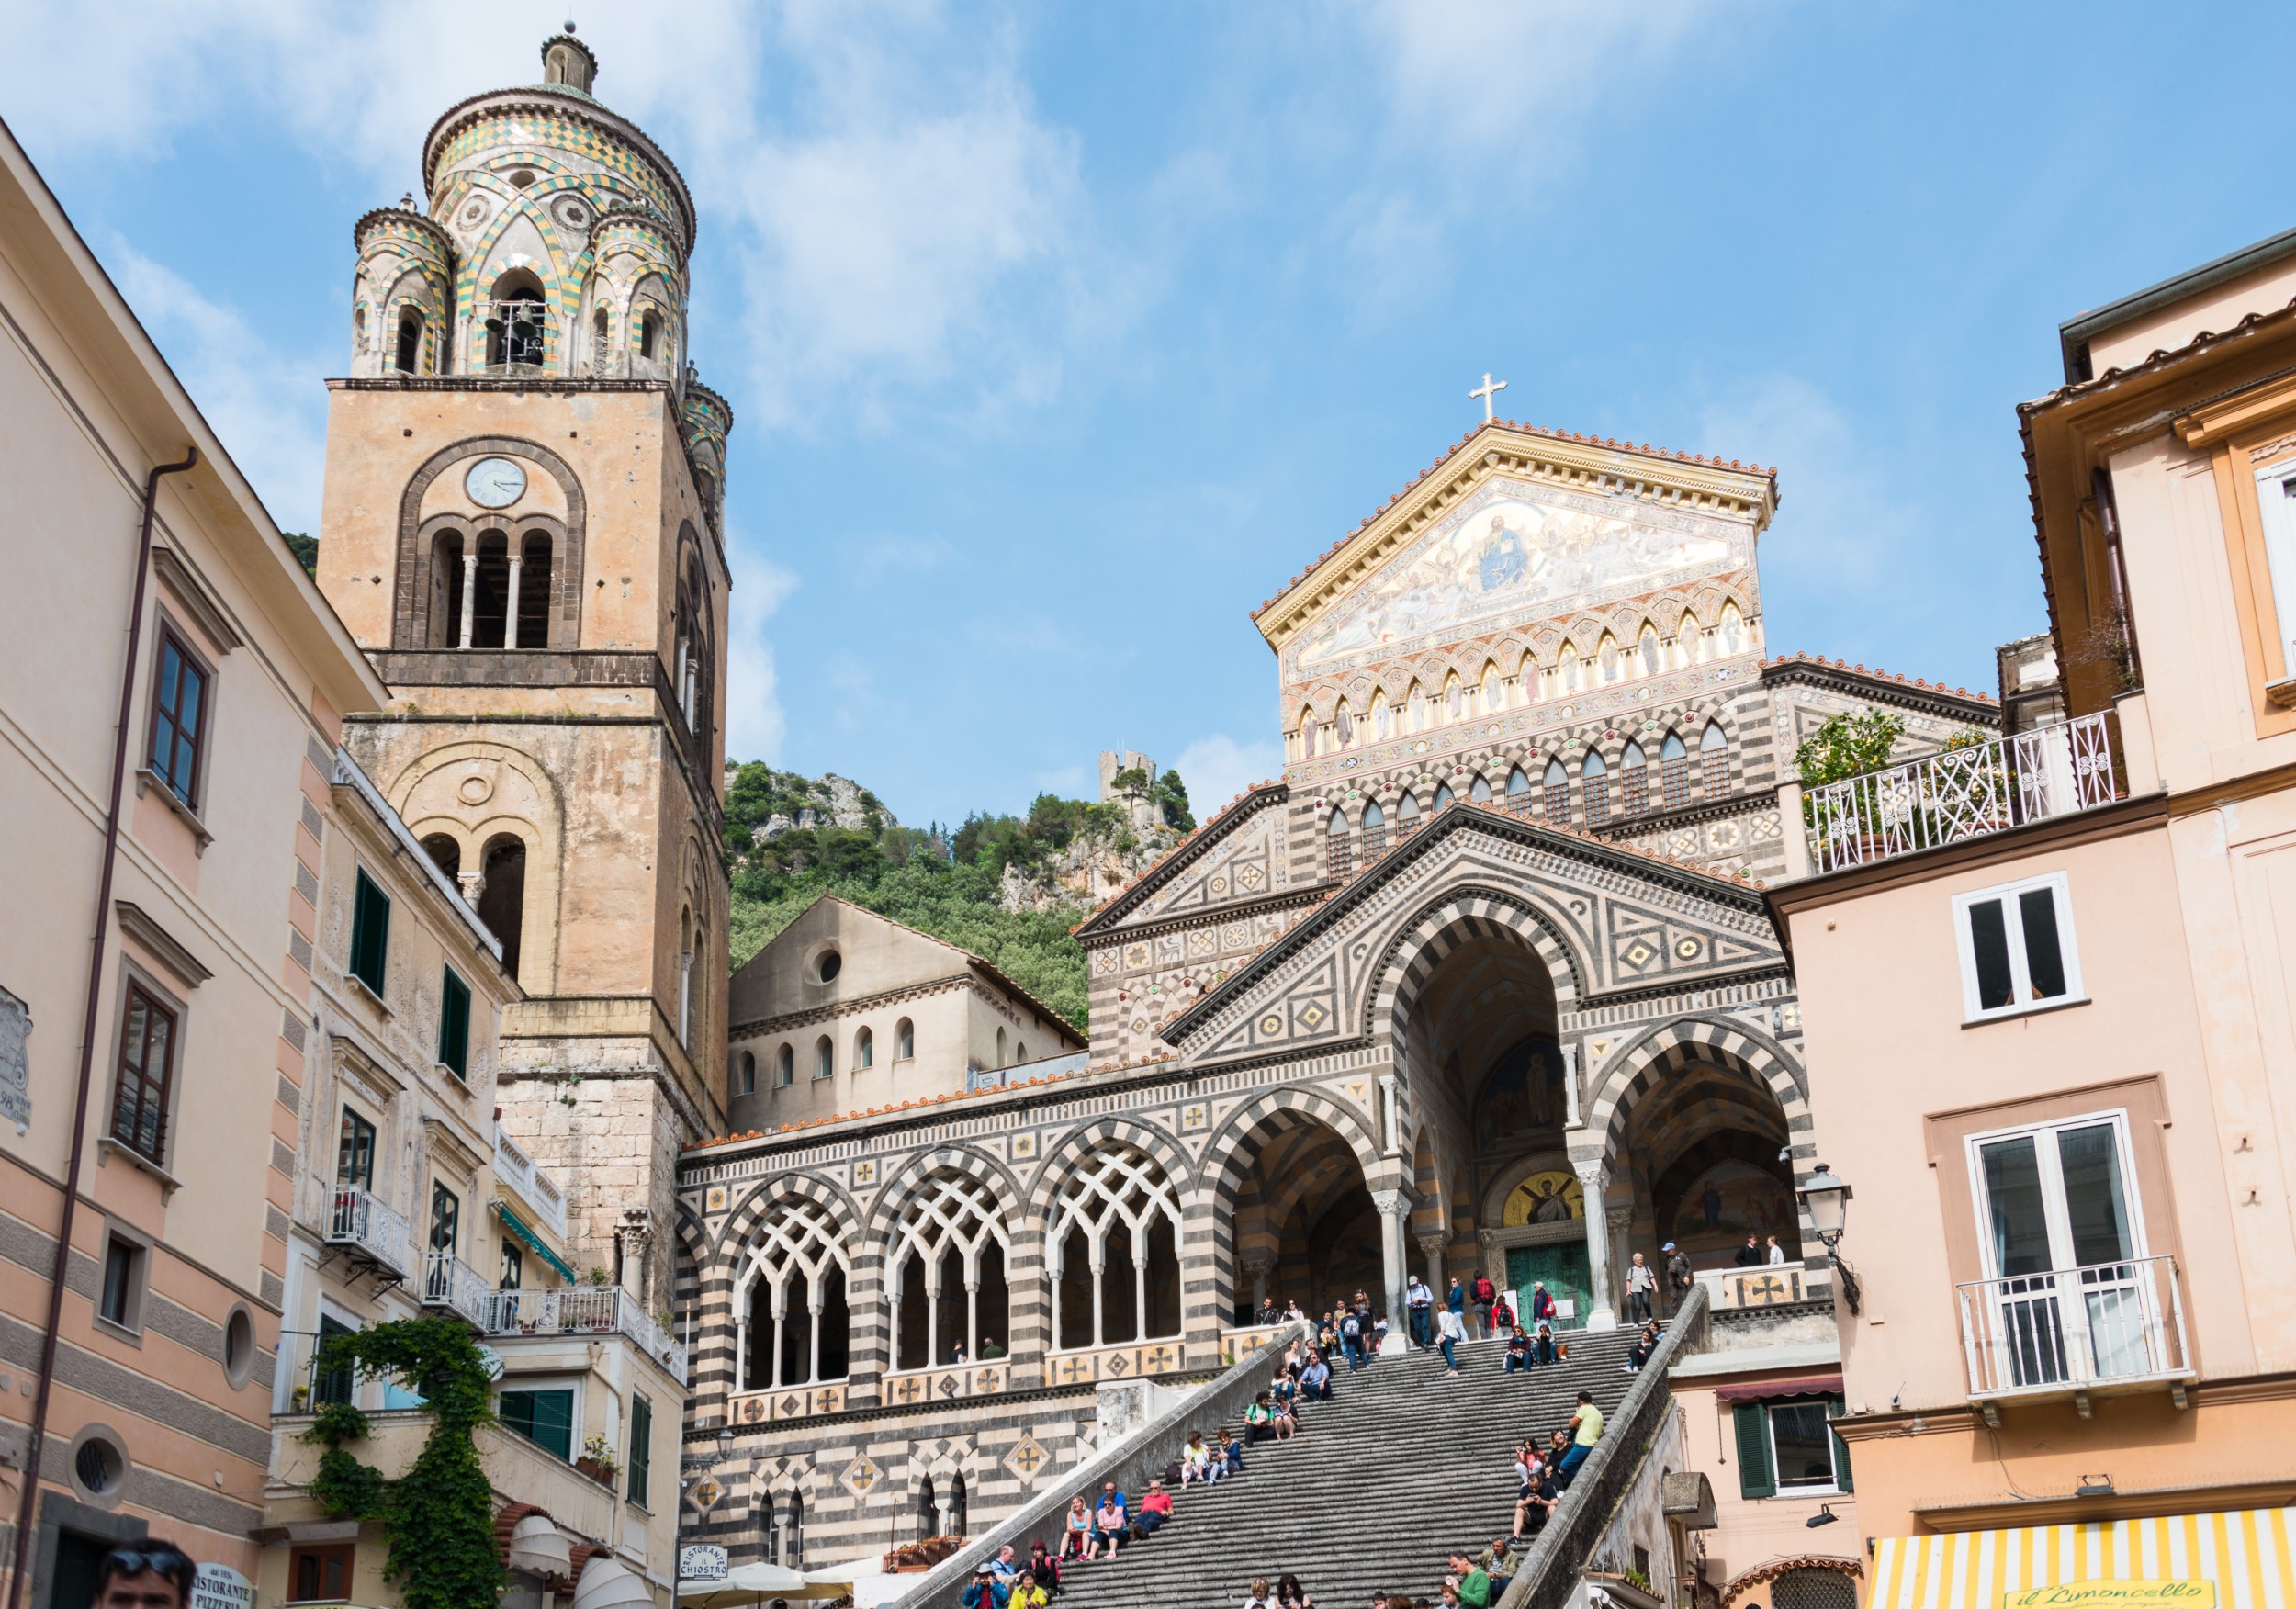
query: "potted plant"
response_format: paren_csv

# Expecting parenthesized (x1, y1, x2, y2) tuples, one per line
(575, 1434, 618, 1487)
(290, 1384, 310, 1412)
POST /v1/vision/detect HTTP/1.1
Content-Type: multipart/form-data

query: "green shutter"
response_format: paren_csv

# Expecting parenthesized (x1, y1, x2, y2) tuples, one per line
(501, 1389, 574, 1463)
(350, 872, 391, 995)
(1829, 1398, 1853, 1492)
(628, 1394, 652, 1508)
(1733, 1402, 1775, 1499)
(437, 966, 471, 1076)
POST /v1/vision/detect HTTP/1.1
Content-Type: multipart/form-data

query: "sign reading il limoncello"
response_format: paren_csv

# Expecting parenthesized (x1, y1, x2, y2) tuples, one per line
(2004, 1583, 2215, 1608)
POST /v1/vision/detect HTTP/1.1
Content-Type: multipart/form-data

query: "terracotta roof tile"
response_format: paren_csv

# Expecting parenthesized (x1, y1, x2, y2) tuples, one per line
(1763, 651, 1998, 706)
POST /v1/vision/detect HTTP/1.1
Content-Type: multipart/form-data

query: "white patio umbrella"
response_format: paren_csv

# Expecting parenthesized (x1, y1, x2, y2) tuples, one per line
(677, 1561, 843, 1604)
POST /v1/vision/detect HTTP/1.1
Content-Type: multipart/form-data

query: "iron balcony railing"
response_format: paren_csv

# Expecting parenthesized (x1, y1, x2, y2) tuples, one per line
(481, 1287, 689, 1385)
(1805, 710, 2122, 874)
(326, 1186, 411, 1279)
(1956, 1252, 2191, 1401)
(420, 1250, 492, 1327)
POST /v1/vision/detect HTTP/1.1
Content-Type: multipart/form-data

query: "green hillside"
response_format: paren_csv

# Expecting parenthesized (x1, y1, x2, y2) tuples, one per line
(721, 762, 1193, 1033)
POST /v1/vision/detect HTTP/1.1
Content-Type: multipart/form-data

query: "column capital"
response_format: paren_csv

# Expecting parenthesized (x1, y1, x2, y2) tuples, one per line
(1572, 1157, 1610, 1192)
(1369, 1187, 1412, 1219)
(1414, 1232, 1448, 1257)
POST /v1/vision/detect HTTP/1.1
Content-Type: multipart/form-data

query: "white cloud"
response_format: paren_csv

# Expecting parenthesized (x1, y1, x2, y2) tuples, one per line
(724, 544, 800, 765)
(107, 245, 329, 534)
(1696, 373, 1908, 595)
(1174, 734, 1285, 817)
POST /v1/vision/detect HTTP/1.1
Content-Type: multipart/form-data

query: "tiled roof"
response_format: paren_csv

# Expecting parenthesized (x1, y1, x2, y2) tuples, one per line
(1761, 652, 1998, 706)
(1071, 780, 1290, 938)
(1252, 421, 1781, 621)
(691, 1053, 1184, 1145)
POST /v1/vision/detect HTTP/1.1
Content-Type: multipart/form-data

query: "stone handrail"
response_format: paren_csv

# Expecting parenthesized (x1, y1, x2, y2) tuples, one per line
(889, 1322, 1308, 1609)
(1494, 1285, 1710, 1609)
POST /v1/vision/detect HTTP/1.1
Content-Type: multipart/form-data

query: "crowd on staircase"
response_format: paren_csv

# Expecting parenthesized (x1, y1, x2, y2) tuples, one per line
(956, 1272, 1654, 1609)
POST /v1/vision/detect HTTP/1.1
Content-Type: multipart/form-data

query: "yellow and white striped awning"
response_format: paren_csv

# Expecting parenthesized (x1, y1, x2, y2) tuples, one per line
(1871, 1507, 2296, 1608)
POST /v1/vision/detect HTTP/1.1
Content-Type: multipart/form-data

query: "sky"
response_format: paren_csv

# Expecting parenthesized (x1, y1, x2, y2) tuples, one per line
(5, 1, 2290, 830)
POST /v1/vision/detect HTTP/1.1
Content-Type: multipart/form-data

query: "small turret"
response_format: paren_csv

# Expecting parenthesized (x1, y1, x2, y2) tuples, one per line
(541, 23, 597, 95)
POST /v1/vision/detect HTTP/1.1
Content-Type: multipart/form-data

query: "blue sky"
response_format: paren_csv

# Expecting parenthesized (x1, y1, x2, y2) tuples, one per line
(6, 2, 2287, 829)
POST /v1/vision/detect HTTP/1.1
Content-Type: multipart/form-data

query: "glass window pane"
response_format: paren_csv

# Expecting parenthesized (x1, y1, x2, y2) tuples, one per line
(1767, 1402, 1838, 1489)
(2054, 1123, 2133, 1266)
(1979, 1136, 2053, 1276)
(2018, 889, 2067, 999)
(1967, 898, 2016, 1010)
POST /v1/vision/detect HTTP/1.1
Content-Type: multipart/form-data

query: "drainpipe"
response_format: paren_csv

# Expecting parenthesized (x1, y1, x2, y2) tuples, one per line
(6, 447, 197, 1609)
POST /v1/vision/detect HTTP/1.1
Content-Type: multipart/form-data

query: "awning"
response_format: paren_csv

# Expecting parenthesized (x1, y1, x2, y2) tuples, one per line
(1870, 1506, 2295, 1607)
(495, 1201, 579, 1283)
(1714, 1374, 1842, 1403)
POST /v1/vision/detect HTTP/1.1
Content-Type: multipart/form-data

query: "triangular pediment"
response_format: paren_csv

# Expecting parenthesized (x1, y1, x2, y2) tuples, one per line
(1255, 422, 1778, 682)
(1164, 803, 1783, 1065)
(1074, 782, 1291, 939)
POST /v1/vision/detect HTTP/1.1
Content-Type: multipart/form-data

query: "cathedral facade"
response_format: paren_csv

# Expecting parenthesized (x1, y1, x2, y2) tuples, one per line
(677, 424, 1996, 1570)
(314, 28, 732, 1307)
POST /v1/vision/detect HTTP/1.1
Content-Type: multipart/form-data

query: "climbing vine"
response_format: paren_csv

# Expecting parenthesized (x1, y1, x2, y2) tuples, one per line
(302, 1317, 505, 1609)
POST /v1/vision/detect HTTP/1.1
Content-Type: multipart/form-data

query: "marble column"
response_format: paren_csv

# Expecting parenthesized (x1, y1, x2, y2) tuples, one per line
(1415, 1232, 1447, 1309)
(1371, 1188, 1412, 1355)
(1240, 1254, 1276, 1315)
(502, 552, 523, 648)
(1607, 1205, 1637, 1323)
(457, 549, 479, 649)
(1574, 1160, 1619, 1331)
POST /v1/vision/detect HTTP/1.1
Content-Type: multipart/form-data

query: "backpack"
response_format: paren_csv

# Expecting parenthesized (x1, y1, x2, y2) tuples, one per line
(1476, 1277, 1496, 1303)
(1342, 1314, 1361, 1338)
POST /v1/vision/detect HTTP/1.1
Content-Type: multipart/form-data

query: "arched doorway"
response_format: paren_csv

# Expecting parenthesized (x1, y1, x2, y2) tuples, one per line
(1220, 1109, 1377, 1325)
(1617, 1054, 1798, 1280)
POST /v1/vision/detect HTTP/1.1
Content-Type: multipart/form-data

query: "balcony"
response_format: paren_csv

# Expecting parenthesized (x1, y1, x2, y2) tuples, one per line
(1956, 1253, 2193, 1420)
(325, 1186, 411, 1282)
(480, 1287, 689, 1386)
(1802, 711, 2122, 875)
(420, 1250, 492, 1327)
(493, 1123, 568, 1239)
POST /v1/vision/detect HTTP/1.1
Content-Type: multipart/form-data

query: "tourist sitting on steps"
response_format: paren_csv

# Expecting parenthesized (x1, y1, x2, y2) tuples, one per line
(1480, 1536, 1517, 1596)
(1059, 1496, 1091, 1560)
(1446, 1551, 1493, 1609)
(1531, 1322, 1559, 1366)
(1514, 1463, 1559, 1537)
(1300, 1350, 1334, 1400)
(1026, 1539, 1061, 1593)
(1181, 1428, 1220, 1485)
(1242, 1577, 1276, 1609)
(1008, 1569, 1051, 1609)
(1556, 1390, 1604, 1486)
(1626, 1320, 1660, 1373)
(1503, 1325, 1531, 1372)
(962, 1566, 1001, 1608)
(1272, 1368, 1302, 1420)
(1131, 1479, 1174, 1540)
(1248, 1388, 1297, 1440)
(1086, 1491, 1129, 1559)
(1220, 1424, 1246, 1475)
(1274, 1570, 1314, 1607)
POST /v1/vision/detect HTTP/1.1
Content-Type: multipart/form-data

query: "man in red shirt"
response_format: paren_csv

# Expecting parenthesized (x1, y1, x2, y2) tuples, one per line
(1131, 1478, 1176, 1540)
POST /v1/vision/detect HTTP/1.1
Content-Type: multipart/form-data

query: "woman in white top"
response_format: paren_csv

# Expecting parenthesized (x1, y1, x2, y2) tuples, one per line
(1436, 1303, 1466, 1378)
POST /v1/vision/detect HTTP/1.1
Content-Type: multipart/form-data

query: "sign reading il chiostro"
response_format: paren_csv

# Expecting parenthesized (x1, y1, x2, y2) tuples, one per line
(2004, 1585, 2215, 1608)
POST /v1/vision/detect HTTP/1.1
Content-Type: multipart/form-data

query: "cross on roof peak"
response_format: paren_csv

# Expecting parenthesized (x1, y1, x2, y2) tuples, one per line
(1470, 372, 1508, 423)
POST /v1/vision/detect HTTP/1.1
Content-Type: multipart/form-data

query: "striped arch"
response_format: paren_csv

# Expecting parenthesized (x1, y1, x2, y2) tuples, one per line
(1022, 1113, 1193, 1223)
(720, 1170, 866, 1263)
(1192, 1086, 1390, 1215)
(1578, 1018, 1809, 1168)
(1368, 887, 1587, 1065)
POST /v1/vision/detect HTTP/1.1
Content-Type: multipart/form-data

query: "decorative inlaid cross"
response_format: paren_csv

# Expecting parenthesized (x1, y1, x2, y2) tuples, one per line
(1743, 1274, 1788, 1305)
(1061, 1357, 1090, 1383)
(1470, 372, 1508, 422)
(1012, 1442, 1043, 1474)
(895, 1378, 922, 1403)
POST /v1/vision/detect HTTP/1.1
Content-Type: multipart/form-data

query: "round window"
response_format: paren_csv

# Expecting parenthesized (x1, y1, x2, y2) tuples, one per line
(816, 950, 841, 984)
(66, 1425, 128, 1506)
(223, 1305, 256, 1390)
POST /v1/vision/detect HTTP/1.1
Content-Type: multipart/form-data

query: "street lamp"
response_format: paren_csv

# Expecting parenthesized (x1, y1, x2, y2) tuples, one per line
(1795, 1164, 1861, 1314)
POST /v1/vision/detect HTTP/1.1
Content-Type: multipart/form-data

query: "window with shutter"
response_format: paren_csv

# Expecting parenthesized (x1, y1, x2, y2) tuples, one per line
(628, 1393, 653, 1508)
(349, 871, 391, 996)
(1732, 1401, 1775, 1499)
(437, 964, 471, 1076)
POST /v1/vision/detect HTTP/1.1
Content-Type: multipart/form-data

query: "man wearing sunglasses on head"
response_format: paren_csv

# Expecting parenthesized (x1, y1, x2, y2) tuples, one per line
(94, 1542, 197, 1609)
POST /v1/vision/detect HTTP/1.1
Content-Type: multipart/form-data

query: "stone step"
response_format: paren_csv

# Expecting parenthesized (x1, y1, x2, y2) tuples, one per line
(1035, 1329, 1658, 1609)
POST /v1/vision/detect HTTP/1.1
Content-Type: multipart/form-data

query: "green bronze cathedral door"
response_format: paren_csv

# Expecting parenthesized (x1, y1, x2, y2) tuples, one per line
(1506, 1243, 1593, 1330)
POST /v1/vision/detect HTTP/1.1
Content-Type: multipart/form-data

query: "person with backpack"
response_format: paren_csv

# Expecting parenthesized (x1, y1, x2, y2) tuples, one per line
(1471, 1271, 1498, 1337)
(1407, 1273, 1435, 1348)
(1626, 1252, 1658, 1323)
(1664, 1242, 1694, 1315)
(1338, 1305, 1367, 1370)
(1529, 1281, 1558, 1326)
(1490, 1291, 1516, 1334)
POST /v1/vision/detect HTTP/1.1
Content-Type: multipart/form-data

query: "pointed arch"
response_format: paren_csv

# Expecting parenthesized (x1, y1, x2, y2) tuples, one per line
(1638, 624, 1662, 679)
(1620, 739, 1649, 816)
(1577, 1017, 1810, 1171)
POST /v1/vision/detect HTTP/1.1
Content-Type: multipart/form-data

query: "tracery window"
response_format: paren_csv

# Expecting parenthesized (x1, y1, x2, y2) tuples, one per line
(1700, 720, 1729, 799)
(889, 1172, 1010, 1370)
(1362, 801, 1388, 860)
(1049, 1144, 1182, 1350)
(1543, 757, 1571, 826)
(1620, 740, 1649, 816)
(1660, 731, 1691, 808)
(1326, 807, 1353, 878)
(1505, 766, 1531, 810)
(1396, 792, 1422, 831)
(1581, 748, 1611, 826)
(737, 1198, 850, 1390)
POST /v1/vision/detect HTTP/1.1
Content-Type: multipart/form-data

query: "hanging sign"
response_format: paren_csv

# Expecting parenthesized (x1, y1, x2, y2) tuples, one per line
(680, 1544, 727, 1581)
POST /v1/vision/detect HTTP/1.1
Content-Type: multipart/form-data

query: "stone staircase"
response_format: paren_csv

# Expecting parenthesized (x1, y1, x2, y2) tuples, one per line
(1045, 1328, 1651, 1609)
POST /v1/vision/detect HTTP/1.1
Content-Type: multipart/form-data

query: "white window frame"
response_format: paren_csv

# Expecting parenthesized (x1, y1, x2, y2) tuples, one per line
(1962, 1107, 2149, 1282)
(1951, 871, 2084, 1024)
(2253, 460, 2296, 680)
(1763, 1397, 1848, 1497)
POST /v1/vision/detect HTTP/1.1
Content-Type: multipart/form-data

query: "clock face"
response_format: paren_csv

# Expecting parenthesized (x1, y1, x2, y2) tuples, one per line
(465, 456, 527, 509)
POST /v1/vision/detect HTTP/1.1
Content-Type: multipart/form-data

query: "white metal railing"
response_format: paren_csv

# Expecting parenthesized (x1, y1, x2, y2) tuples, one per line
(421, 1250, 492, 1327)
(480, 1286, 688, 1385)
(326, 1186, 411, 1279)
(1957, 1253, 2189, 1399)
(1804, 711, 2121, 874)
(492, 1124, 568, 1238)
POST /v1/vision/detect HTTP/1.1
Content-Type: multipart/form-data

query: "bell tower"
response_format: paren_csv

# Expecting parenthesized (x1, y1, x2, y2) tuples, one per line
(315, 26, 733, 1302)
